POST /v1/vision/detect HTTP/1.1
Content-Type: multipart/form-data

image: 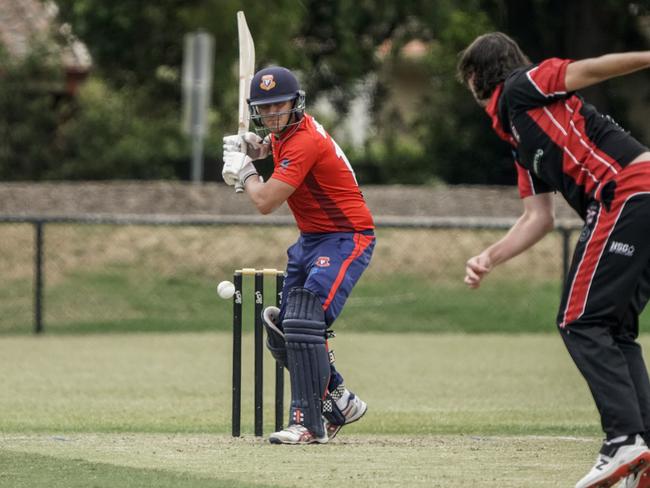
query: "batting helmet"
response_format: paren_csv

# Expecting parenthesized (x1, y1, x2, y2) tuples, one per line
(248, 66, 305, 132)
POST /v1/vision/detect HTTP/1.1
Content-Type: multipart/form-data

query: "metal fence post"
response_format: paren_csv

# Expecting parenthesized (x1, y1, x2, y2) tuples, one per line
(34, 221, 44, 334)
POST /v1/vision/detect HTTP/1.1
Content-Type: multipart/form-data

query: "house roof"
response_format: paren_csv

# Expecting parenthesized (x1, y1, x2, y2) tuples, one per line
(0, 0, 91, 71)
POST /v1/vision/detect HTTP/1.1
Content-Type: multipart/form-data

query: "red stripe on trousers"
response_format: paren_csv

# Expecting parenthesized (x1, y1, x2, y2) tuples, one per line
(560, 204, 611, 326)
(323, 233, 373, 311)
(561, 162, 650, 326)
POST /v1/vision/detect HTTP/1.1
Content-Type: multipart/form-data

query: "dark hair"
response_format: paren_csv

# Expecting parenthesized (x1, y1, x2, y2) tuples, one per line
(457, 32, 531, 100)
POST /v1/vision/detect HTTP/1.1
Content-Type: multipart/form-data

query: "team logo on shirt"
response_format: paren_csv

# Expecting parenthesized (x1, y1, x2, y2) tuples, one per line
(579, 204, 598, 242)
(280, 158, 291, 169)
(260, 74, 276, 91)
(585, 205, 597, 225)
(609, 241, 635, 257)
(315, 256, 331, 267)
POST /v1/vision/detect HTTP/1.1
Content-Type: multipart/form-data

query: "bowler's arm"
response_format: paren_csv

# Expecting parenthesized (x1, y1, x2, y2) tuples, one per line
(244, 177, 295, 215)
(465, 192, 555, 288)
(565, 51, 650, 92)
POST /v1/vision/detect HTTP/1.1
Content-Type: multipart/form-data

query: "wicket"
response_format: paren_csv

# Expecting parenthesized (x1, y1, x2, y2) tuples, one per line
(231, 268, 285, 437)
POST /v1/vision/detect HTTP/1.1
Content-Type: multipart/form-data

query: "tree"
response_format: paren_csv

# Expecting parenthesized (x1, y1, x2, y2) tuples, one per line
(0, 45, 70, 180)
(6, 0, 649, 183)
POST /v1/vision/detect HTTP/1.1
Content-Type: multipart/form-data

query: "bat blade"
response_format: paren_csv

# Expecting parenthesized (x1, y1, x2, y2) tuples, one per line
(237, 11, 255, 135)
(234, 11, 255, 193)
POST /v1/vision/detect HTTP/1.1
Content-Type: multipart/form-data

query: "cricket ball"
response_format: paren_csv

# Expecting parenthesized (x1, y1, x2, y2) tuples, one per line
(217, 280, 236, 299)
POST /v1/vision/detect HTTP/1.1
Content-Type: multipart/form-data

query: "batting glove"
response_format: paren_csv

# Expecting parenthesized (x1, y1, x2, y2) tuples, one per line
(242, 132, 271, 160)
(222, 150, 259, 187)
(222, 134, 242, 154)
(223, 133, 270, 161)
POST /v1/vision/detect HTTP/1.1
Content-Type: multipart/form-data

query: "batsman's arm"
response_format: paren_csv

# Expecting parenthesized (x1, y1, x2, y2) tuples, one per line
(565, 51, 650, 92)
(465, 193, 555, 288)
(244, 177, 295, 215)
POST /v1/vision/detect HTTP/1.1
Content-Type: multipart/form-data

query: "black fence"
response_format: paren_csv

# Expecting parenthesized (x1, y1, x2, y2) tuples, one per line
(0, 214, 582, 334)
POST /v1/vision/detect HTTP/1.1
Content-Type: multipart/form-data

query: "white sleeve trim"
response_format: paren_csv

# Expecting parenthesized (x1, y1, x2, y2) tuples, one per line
(526, 66, 567, 98)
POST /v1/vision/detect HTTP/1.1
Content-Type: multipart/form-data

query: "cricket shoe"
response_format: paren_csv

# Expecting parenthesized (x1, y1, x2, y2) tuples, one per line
(323, 385, 368, 440)
(575, 435, 650, 488)
(268, 423, 328, 445)
(621, 466, 650, 488)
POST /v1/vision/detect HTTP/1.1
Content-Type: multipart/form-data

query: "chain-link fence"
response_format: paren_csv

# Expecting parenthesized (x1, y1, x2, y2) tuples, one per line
(0, 215, 585, 335)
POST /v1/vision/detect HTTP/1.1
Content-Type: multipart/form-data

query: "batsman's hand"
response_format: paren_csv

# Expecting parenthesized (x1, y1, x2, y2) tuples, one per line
(242, 132, 271, 160)
(222, 150, 259, 187)
(222, 133, 270, 161)
(464, 252, 492, 289)
(222, 134, 242, 154)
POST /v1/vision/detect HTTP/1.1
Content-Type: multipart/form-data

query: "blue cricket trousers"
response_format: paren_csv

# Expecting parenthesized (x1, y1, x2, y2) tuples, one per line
(280, 230, 375, 389)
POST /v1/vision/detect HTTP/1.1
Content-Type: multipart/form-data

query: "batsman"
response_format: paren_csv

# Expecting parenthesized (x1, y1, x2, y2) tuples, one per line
(222, 66, 375, 444)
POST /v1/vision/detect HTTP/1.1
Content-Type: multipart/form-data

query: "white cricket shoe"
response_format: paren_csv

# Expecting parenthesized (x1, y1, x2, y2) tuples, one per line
(325, 388, 368, 439)
(268, 423, 328, 445)
(575, 435, 650, 488)
(621, 465, 650, 488)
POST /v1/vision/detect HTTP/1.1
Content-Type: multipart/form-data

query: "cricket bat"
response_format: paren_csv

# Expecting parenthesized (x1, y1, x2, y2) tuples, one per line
(234, 11, 255, 193)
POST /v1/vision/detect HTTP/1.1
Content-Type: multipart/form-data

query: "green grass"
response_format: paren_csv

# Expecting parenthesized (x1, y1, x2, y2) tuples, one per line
(1, 223, 579, 335)
(0, 331, 624, 487)
(0, 451, 272, 488)
(5, 270, 648, 335)
(8, 223, 647, 336)
(1, 434, 599, 488)
(341, 275, 564, 333)
(1, 271, 570, 334)
(0, 332, 600, 435)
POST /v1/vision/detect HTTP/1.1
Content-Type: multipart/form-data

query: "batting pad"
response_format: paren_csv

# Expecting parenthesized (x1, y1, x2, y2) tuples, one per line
(283, 288, 330, 438)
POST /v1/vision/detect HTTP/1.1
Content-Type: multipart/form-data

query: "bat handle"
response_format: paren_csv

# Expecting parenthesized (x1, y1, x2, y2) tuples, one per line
(234, 137, 247, 194)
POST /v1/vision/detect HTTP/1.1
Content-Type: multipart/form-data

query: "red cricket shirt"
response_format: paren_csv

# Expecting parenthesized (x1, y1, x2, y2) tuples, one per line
(270, 114, 374, 233)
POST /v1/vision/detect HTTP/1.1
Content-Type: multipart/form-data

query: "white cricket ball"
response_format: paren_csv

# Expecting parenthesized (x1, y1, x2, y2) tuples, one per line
(217, 280, 236, 300)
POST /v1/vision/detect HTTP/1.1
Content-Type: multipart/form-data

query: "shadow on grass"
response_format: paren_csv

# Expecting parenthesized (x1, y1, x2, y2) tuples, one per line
(0, 450, 279, 488)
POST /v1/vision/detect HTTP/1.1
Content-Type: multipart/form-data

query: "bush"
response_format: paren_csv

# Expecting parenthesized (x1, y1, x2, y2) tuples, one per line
(0, 47, 67, 180)
(55, 79, 189, 180)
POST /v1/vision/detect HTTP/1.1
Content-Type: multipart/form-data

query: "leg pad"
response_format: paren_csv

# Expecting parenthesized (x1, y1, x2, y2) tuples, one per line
(284, 288, 330, 437)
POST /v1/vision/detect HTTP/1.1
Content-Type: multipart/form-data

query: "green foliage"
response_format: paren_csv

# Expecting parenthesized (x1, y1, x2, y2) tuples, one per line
(56, 79, 187, 179)
(362, 2, 516, 184)
(2, 0, 649, 182)
(0, 46, 68, 180)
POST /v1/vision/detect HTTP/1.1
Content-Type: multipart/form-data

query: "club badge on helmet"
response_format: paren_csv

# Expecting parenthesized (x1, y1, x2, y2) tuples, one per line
(248, 66, 305, 134)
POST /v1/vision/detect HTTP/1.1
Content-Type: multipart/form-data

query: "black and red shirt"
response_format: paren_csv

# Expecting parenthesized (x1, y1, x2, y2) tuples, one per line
(486, 58, 648, 218)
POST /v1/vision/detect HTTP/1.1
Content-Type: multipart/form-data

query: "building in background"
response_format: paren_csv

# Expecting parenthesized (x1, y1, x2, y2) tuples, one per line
(0, 0, 91, 96)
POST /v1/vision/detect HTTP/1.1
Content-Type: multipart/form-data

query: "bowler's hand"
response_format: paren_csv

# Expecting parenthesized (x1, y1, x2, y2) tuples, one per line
(464, 253, 492, 289)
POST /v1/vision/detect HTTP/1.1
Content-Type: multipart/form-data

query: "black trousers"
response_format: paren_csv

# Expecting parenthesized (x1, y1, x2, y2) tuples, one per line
(557, 163, 650, 439)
